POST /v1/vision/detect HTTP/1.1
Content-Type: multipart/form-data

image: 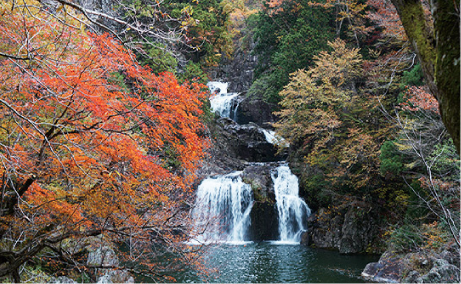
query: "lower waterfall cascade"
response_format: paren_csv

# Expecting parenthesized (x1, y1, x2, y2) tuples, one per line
(191, 172, 253, 244)
(272, 164, 311, 243)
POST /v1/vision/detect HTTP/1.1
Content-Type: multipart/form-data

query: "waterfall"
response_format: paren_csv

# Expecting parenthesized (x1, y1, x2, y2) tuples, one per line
(192, 80, 311, 246)
(207, 81, 239, 119)
(207, 81, 228, 95)
(191, 172, 254, 244)
(272, 165, 311, 243)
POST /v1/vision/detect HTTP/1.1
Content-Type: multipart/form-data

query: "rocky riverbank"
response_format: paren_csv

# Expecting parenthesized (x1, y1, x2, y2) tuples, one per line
(361, 243, 460, 283)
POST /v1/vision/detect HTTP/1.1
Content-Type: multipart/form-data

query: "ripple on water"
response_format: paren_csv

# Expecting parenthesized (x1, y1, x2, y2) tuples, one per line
(191, 242, 379, 283)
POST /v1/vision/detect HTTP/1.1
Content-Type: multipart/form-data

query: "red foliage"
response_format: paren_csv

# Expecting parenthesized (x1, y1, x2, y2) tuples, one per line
(0, 1, 208, 280)
(400, 86, 440, 114)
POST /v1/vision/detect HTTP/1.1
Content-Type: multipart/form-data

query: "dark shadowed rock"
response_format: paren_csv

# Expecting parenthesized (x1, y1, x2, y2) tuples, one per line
(249, 201, 279, 241)
(300, 231, 310, 246)
(241, 162, 279, 241)
(305, 199, 376, 254)
(217, 118, 283, 162)
(234, 96, 278, 127)
(212, 34, 258, 93)
(339, 206, 375, 254)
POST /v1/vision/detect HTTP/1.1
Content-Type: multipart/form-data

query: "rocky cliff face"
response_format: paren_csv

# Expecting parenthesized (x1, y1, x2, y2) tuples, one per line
(212, 36, 258, 93)
(302, 198, 377, 254)
(197, 115, 286, 180)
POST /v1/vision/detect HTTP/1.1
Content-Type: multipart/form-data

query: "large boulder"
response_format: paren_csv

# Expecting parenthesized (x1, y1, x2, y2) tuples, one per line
(87, 244, 134, 283)
(402, 259, 461, 284)
(241, 162, 278, 200)
(361, 251, 404, 283)
(362, 244, 461, 283)
(339, 206, 375, 254)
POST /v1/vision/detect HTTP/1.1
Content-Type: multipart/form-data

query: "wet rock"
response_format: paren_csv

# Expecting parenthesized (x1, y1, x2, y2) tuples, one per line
(308, 208, 343, 249)
(242, 162, 279, 241)
(217, 117, 282, 162)
(241, 162, 278, 198)
(234, 96, 277, 127)
(300, 231, 310, 246)
(361, 251, 403, 283)
(339, 206, 375, 254)
(213, 36, 258, 93)
(249, 201, 279, 241)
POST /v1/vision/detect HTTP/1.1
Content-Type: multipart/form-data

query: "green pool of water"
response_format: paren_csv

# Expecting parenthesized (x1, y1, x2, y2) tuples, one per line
(150, 242, 379, 283)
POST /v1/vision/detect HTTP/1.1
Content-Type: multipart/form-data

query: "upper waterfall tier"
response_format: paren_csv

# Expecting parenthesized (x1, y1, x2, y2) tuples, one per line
(207, 81, 240, 119)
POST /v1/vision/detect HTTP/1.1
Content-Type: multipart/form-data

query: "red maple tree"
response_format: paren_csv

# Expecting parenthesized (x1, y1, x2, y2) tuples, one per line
(0, 1, 208, 281)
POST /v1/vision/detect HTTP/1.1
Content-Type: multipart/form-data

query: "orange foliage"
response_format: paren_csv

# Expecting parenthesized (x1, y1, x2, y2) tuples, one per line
(0, 0, 207, 280)
(400, 86, 440, 114)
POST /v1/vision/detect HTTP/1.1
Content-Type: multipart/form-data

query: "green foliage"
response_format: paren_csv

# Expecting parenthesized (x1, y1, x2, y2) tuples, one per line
(388, 224, 424, 252)
(249, 0, 335, 104)
(428, 139, 460, 181)
(275, 38, 386, 198)
(273, 38, 363, 147)
(303, 173, 332, 206)
(107, 72, 129, 92)
(141, 43, 178, 74)
(397, 63, 425, 103)
(168, 0, 233, 68)
(121, 0, 232, 78)
(76, 272, 92, 283)
(16, 265, 54, 283)
(404, 180, 430, 221)
(379, 141, 404, 176)
(389, 221, 452, 252)
(179, 61, 208, 84)
(400, 63, 424, 88)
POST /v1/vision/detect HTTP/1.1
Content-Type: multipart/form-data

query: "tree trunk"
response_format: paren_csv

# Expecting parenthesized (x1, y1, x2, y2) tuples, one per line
(391, 0, 460, 153)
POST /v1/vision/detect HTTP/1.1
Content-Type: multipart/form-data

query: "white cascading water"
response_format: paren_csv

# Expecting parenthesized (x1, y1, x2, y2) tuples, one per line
(207, 81, 240, 119)
(272, 164, 311, 243)
(191, 172, 254, 244)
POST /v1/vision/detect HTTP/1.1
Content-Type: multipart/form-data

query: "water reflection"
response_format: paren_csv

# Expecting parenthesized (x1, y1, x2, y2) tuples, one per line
(176, 242, 379, 283)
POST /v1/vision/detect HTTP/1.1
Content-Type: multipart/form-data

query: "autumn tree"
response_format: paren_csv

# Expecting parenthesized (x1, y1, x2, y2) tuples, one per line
(0, 1, 208, 282)
(273, 39, 382, 192)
